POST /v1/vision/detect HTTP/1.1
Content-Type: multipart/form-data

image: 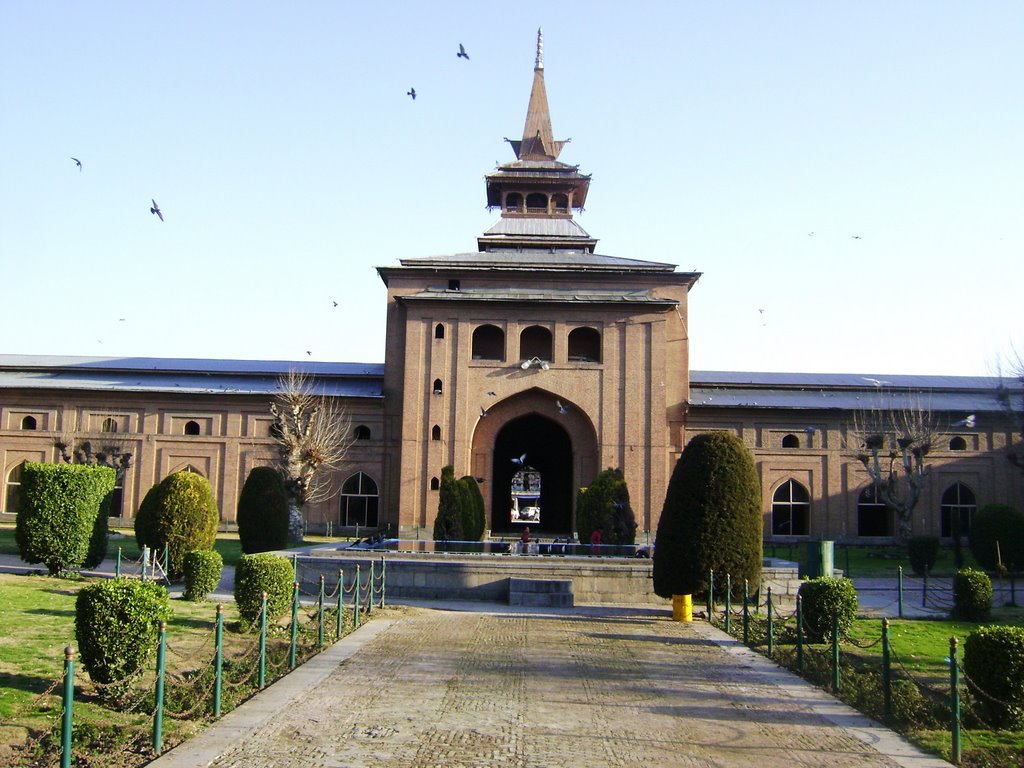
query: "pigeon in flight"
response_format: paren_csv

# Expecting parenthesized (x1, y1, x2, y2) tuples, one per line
(511, 453, 527, 466)
(556, 400, 569, 415)
(407, 87, 416, 100)
(851, 235, 862, 240)
(332, 301, 338, 307)
(952, 415, 976, 428)
(457, 43, 469, 60)
(479, 406, 489, 418)
(150, 199, 163, 221)
(486, 390, 496, 397)
(71, 157, 82, 171)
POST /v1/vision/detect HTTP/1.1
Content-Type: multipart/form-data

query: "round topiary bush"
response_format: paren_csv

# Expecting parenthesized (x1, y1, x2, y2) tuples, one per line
(237, 466, 289, 554)
(969, 504, 1024, 571)
(797, 577, 859, 643)
(74, 579, 170, 697)
(183, 549, 224, 602)
(653, 432, 762, 599)
(16, 463, 116, 575)
(952, 568, 992, 621)
(134, 470, 219, 579)
(906, 535, 940, 577)
(576, 468, 637, 546)
(963, 625, 1024, 729)
(234, 553, 295, 630)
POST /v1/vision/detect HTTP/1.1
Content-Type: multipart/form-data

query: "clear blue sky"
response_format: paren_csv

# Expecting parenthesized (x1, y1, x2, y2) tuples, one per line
(2, 2, 1021, 376)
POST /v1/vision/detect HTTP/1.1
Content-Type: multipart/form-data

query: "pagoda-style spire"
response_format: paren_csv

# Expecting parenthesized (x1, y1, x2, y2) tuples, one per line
(508, 28, 567, 161)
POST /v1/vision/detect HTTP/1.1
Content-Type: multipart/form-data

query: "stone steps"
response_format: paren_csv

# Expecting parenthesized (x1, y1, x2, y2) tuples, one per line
(508, 577, 574, 608)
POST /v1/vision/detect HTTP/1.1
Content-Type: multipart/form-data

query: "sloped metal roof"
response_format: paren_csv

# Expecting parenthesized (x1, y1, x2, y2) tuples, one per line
(482, 218, 591, 239)
(399, 287, 678, 306)
(388, 251, 681, 272)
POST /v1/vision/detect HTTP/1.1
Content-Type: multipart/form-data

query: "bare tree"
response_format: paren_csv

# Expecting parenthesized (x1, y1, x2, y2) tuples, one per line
(847, 392, 944, 541)
(270, 370, 354, 543)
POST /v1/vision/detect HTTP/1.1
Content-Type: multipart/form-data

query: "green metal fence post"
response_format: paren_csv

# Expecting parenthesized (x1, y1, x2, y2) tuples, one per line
(153, 621, 167, 754)
(922, 565, 929, 609)
(766, 587, 774, 656)
(214, 604, 223, 717)
(950, 636, 961, 765)
(116, 547, 122, 579)
(742, 579, 749, 645)
(380, 556, 387, 608)
(258, 592, 267, 689)
(795, 595, 804, 674)
(61, 646, 74, 768)
(141, 546, 148, 582)
(336, 569, 344, 639)
(882, 618, 892, 723)
(163, 543, 169, 576)
(831, 610, 840, 693)
(725, 574, 732, 634)
(708, 568, 714, 619)
(898, 566, 904, 619)
(318, 575, 325, 649)
(367, 561, 374, 617)
(354, 564, 361, 629)
(289, 582, 299, 670)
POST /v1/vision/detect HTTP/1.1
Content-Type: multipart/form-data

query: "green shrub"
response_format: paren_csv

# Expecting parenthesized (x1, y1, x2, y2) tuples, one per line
(576, 468, 637, 546)
(653, 432, 762, 598)
(457, 476, 486, 541)
(970, 504, 1024, 571)
(906, 535, 940, 576)
(134, 470, 219, 579)
(963, 625, 1024, 729)
(234, 553, 295, 629)
(797, 577, 858, 643)
(183, 549, 224, 601)
(74, 579, 170, 696)
(15, 463, 116, 575)
(952, 568, 992, 621)
(237, 466, 289, 554)
(433, 466, 463, 541)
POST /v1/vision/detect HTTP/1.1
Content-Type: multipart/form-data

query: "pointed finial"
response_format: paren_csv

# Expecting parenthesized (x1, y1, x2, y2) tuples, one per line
(535, 27, 544, 70)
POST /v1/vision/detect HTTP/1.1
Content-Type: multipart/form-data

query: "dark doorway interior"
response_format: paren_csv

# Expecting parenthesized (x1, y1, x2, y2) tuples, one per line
(491, 414, 573, 535)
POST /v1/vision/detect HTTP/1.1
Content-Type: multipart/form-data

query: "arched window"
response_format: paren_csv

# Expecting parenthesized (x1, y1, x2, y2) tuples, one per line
(551, 193, 569, 213)
(857, 485, 892, 537)
(949, 436, 967, 451)
(505, 192, 523, 213)
(430, 476, 440, 491)
(941, 482, 976, 538)
(525, 192, 548, 213)
(567, 327, 601, 362)
(101, 417, 118, 433)
(340, 472, 379, 527)
(472, 324, 505, 361)
(108, 473, 124, 518)
(5, 461, 26, 514)
(184, 420, 201, 436)
(354, 425, 371, 440)
(433, 379, 443, 395)
(434, 323, 445, 339)
(520, 325, 552, 361)
(431, 425, 441, 441)
(771, 479, 810, 536)
(179, 464, 205, 477)
(21, 415, 37, 430)
(781, 434, 800, 448)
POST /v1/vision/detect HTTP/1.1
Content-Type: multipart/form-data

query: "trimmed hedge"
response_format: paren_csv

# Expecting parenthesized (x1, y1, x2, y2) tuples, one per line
(237, 466, 289, 554)
(234, 553, 295, 630)
(457, 476, 486, 542)
(183, 549, 224, 602)
(969, 504, 1024, 571)
(134, 470, 219, 579)
(74, 579, 170, 696)
(653, 432, 762, 599)
(906, 536, 940, 577)
(798, 577, 859, 643)
(963, 625, 1024, 729)
(952, 568, 992, 621)
(433, 465, 463, 541)
(15, 463, 116, 575)
(576, 468, 637, 546)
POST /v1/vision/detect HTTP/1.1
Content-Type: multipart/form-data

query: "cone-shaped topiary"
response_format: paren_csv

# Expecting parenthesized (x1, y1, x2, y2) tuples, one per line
(458, 475, 486, 541)
(653, 431, 762, 599)
(16, 463, 116, 575)
(433, 465, 463, 541)
(576, 468, 637, 546)
(237, 466, 289, 554)
(134, 470, 219, 579)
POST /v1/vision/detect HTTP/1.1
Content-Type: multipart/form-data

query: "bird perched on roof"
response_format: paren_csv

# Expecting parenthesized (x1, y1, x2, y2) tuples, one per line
(511, 453, 526, 466)
(407, 87, 416, 100)
(150, 199, 163, 221)
(457, 43, 469, 60)
(71, 157, 82, 171)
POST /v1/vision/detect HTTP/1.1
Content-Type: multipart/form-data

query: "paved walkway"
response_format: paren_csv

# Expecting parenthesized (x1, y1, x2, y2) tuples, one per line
(148, 603, 950, 768)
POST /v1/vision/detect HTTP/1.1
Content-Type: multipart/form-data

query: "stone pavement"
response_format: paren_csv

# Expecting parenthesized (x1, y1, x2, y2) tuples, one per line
(150, 603, 951, 768)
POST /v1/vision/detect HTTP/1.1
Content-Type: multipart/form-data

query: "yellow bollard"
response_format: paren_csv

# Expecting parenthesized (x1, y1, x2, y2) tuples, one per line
(672, 594, 693, 622)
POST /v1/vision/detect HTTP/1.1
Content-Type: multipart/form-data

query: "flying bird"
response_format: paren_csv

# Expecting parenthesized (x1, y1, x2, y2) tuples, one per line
(306, 351, 312, 356)
(150, 199, 163, 221)
(851, 235, 862, 240)
(407, 87, 416, 100)
(457, 43, 469, 60)
(332, 301, 338, 307)
(511, 453, 527, 466)
(479, 406, 489, 418)
(486, 390, 496, 397)
(556, 400, 569, 415)
(952, 415, 976, 428)
(71, 157, 82, 171)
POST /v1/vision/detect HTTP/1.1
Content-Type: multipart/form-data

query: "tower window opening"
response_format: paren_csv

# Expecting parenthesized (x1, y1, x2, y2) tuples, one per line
(552, 193, 569, 214)
(472, 324, 505, 361)
(567, 327, 601, 362)
(505, 192, 523, 213)
(434, 323, 445, 339)
(21, 415, 38, 430)
(525, 192, 548, 213)
(520, 325, 552, 361)
(782, 434, 800, 448)
(184, 420, 201, 436)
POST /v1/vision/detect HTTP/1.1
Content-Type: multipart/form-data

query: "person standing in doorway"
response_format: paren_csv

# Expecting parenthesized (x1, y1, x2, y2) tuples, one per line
(590, 526, 602, 556)
(520, 526, 531, 554)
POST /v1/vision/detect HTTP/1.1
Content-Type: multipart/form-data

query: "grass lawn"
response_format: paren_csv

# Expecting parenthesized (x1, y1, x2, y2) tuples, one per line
(765, 541, 982, 578)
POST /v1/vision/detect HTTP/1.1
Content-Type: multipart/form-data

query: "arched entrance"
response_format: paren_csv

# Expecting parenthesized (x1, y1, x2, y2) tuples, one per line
(492, 414, 573, 535)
